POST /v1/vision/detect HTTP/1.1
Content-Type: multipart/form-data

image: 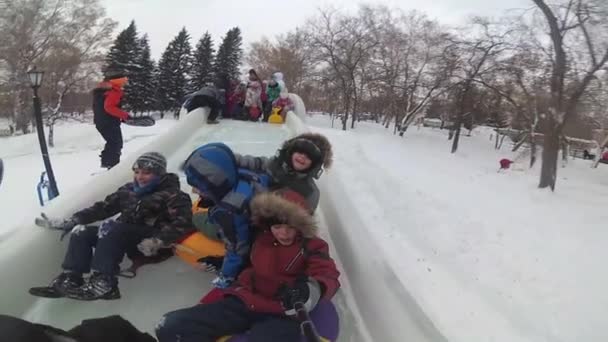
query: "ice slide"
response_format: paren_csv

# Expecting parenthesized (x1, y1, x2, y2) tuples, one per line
(0, 95, 446, 342)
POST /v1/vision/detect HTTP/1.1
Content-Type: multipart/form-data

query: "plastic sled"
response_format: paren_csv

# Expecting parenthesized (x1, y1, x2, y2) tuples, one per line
(174, 232, 225, 267)
(201, 289, 339, 342)
(124, 116, 155, 127)
(268, 107, 284, 124)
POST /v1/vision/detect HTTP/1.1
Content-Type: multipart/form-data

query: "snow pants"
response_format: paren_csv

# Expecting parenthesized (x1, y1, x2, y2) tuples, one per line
(185, 95, 221, 121)
(155, 296, 301, 342)
(62, 222, 151, 278)
(96, 122, 123, 168)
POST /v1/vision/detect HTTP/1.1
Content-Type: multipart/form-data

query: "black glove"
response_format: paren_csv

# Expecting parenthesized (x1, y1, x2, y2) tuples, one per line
(197, 256, 223, 273)
(278, 277, 321, 315)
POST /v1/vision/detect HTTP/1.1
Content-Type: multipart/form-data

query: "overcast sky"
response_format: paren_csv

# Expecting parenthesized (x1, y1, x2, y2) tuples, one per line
(101, 0, 532, 60)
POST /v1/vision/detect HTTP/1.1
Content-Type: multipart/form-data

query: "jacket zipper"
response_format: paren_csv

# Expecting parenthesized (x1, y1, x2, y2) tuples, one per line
(284, 249, 304, 272)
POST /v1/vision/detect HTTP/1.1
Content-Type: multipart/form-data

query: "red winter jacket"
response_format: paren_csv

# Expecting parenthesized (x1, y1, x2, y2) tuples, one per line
(224, 231, 340, 314)
(104, 83, 129, 121)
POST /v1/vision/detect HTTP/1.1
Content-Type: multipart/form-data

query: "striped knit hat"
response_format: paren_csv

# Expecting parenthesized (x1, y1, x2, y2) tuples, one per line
(133, 152, 167, 175)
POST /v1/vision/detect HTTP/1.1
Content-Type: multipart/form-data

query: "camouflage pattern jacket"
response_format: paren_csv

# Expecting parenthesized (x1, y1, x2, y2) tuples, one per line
(72, 173, 193, 244)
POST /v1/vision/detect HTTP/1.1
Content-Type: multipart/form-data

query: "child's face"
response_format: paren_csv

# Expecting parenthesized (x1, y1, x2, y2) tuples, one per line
(291, 152, 312, 171)
(271, 223, 297, 246)
(133, 168, 155, 186)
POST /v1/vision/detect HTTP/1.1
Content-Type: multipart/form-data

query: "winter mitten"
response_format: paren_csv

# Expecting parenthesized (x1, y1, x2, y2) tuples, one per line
(137, 238, 163, 257)
(280, 277, 322, 315)
(197, 256, 223, 273)
(211, 274, 234, 289)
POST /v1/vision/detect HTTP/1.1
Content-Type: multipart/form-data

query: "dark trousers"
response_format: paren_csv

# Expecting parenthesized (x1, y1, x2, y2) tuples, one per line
(62, 223, 150, 277)
(155, 297, 301, 342)
(185, 95, 220, 121)
(96, 123, 123, 168)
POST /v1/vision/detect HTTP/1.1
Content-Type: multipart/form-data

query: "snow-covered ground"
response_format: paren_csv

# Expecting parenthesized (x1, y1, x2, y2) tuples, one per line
(2, 113, 608, 341)
(0, 119, 177, 232)
(309, 114, 608, 342)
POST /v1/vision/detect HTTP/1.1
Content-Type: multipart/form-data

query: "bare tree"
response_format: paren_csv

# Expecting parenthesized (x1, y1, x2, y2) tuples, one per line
(247, 29, 313, 95)
(532, 0, 608, 190)
(448, 17, 511, 153)
(0, 0, 116, 135)
(306, 7, 377, 130)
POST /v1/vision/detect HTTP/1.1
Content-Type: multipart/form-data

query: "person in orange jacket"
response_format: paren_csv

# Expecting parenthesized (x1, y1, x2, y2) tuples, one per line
(92, 70, 131, 169)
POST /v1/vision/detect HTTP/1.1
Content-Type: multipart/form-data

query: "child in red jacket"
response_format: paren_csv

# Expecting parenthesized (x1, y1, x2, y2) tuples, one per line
(92, 70, 131, 169)
(156, 191, 340, 342)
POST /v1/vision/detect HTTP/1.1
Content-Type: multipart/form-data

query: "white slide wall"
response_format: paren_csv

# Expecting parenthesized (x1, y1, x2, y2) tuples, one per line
(0, 96, 445, 341)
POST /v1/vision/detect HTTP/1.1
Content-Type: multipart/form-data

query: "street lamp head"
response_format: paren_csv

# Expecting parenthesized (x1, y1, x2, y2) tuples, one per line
(27, 67, 44, 88)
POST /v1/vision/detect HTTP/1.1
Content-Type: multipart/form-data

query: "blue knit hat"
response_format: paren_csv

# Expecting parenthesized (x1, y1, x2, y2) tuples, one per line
(182, 143, 237, 202)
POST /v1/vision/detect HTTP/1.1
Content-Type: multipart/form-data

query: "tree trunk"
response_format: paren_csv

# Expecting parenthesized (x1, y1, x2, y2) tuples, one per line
(48, 123, 55, 148)
(451, 115, 462, 153)
(498, 134, 507, 150)
(561, 138, 569, 167)
(538, 128, 560, 190)
(529, 133, 537, 168)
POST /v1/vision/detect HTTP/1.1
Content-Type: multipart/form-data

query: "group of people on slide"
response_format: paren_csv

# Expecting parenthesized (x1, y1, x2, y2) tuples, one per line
(96, 68, 294, 172)
(18, 106, 339, 341)
(183, 69, 295, 124)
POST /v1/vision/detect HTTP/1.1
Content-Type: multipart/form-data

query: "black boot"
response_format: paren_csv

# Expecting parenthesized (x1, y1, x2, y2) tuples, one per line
(66, 272, 121, 301)
(53, 271, 84, 294)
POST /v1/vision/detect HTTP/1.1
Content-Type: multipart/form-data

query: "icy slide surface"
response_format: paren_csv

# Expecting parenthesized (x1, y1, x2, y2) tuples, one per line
(0, 100, 444, 341)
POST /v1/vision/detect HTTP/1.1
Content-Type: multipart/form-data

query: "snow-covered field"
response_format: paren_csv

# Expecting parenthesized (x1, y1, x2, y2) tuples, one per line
(0, 119, 177, 232)
(1, 113, 607, 341)
(308, 114, 608, 342)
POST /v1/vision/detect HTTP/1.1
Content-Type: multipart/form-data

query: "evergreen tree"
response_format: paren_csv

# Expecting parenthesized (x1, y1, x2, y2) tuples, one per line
(105, 20, 140, 111)
(214, 27, 243, 91)
(156, 27, 193, 114)
(129, 35, 156, 114)
(191, 32, 215, 91)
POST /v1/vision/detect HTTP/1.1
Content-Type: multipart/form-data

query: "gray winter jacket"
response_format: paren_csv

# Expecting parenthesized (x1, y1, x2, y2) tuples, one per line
(235, 154, 320, 212)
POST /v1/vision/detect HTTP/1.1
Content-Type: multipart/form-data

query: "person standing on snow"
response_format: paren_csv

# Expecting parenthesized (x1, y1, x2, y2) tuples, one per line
(92, 70, 132, 169)
(243, 69, 263, 121)
(31, 152, 193, 300)
(155, 191, 340, 342)
(235, 133, 332, 212)
(263, 72, 284, 122)
(181, 143, 270, 288)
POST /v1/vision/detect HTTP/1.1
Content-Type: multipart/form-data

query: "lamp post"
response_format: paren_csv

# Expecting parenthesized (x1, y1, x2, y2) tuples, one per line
(28, 67, 59, 199)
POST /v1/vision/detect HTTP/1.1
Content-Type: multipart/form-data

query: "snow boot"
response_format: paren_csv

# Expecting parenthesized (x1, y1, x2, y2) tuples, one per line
(29, 271, 84, 298)
(206, 119, 220, 125)
(66, 272, 121, 301)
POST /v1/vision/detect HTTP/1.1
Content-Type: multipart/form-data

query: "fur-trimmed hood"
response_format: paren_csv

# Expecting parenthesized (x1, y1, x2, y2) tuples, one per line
(250, 192, 317, 238)
(282, 133, 333, 170)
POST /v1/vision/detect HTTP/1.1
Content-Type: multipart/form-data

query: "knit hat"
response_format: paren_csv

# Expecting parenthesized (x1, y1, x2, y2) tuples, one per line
(103, 69, 127, 81)
(132, 152, 167, 175)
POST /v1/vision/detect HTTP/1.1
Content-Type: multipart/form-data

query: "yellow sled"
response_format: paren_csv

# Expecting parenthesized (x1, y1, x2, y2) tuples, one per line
(268, 107, 284, 124)
(175, 197, 224, 267)
(175, 232, 225, 267)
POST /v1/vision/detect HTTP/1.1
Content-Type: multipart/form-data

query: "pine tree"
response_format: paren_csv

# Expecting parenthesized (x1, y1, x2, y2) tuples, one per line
(214, 27, 243, 91)
(191, 32, 215, 91)
(105, 20, 140, 111)
(129, 35, 156, 114)
(156, 27, 193, 114)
